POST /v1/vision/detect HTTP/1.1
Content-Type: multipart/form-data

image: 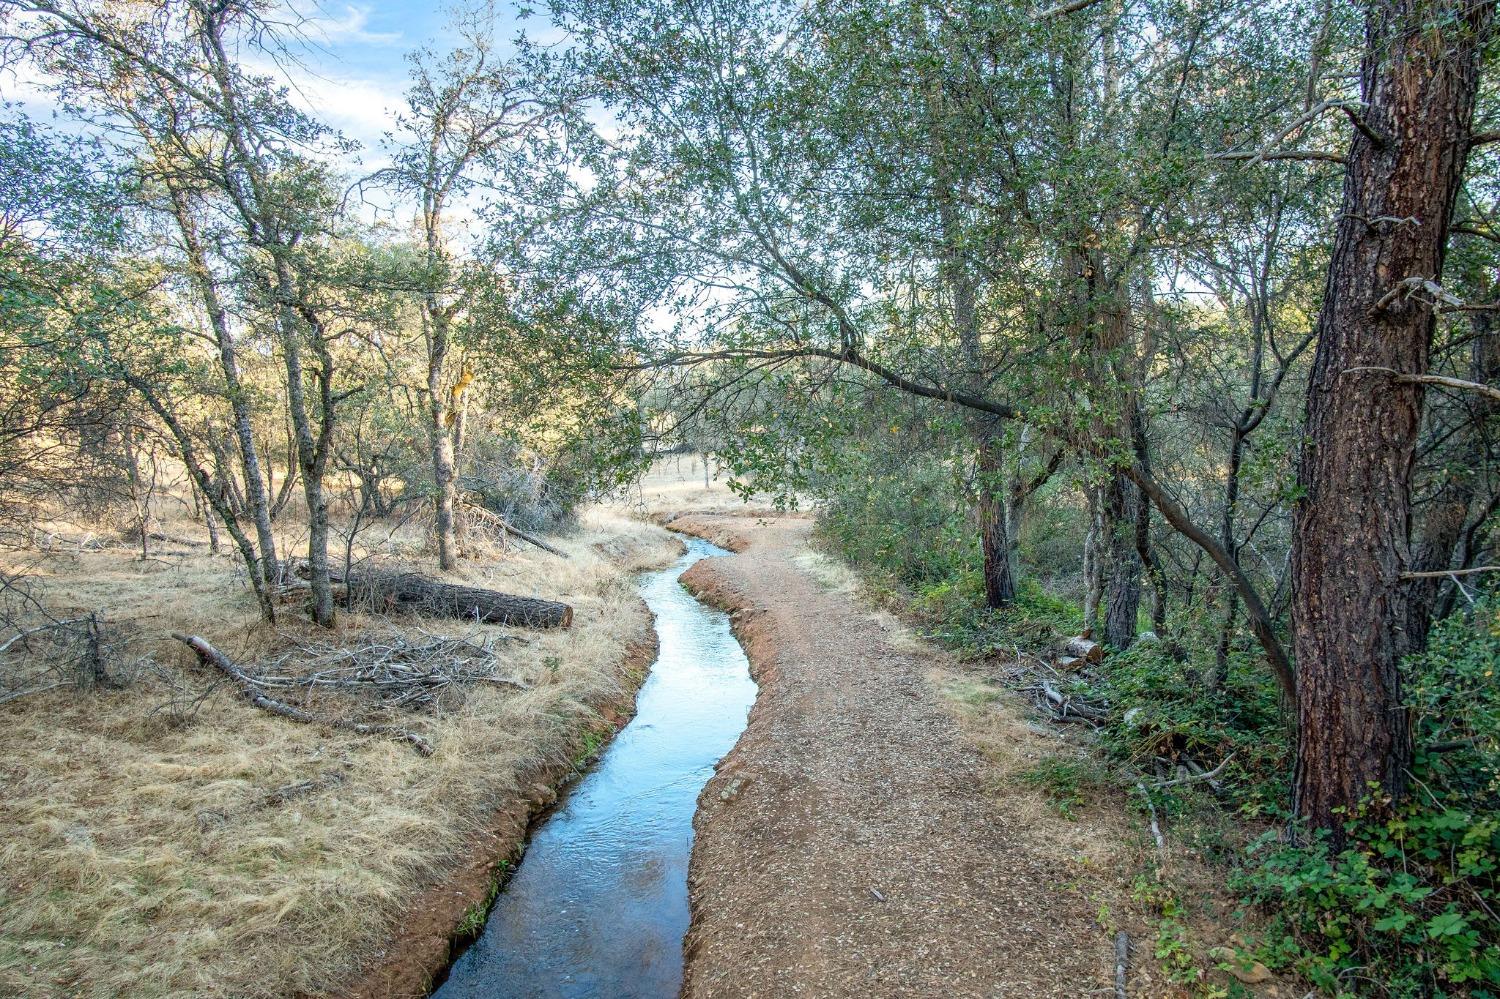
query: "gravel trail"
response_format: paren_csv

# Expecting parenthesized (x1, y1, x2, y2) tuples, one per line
(671, 514, 1118, 998)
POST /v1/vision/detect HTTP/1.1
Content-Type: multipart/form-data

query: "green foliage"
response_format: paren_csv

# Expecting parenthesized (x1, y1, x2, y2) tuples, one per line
(1094, 641, 1291, 813)
(1408, 598, 1500, 799)
(914, 576, 1084, 660)
(1019, 756, 1109, 819)
(1234, 600, 1500, 996)
(1235, 806, 1500, 996)
(1132, 876, 1214, 988)
(815, 448, 975, 593)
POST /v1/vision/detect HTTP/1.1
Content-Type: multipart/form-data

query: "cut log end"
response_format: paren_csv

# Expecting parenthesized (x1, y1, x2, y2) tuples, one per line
(1064, 635, 1104, 663)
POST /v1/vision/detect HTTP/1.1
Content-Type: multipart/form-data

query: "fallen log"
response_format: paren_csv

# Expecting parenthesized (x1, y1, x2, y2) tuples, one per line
(1064, 635, 1104, 663)
(171, 633, 433, 756)
(289, 562, 573, 628)
(348, 571, 573, 628)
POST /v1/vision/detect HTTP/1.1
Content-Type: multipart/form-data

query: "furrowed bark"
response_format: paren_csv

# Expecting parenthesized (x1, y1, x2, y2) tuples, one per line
(977, 429, 1018, 608)
(1291, 0, 1492, 838)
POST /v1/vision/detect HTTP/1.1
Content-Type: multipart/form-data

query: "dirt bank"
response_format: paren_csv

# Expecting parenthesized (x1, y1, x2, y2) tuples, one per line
(670, 513, 1158, 998)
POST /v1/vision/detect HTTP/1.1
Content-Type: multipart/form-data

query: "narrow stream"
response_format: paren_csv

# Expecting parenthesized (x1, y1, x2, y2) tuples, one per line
(432, 536, 755, 999)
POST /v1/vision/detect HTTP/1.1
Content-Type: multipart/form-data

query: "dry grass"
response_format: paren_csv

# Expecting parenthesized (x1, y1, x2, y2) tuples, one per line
(0, 499, 680, 999)
(623, 455, 785, 517)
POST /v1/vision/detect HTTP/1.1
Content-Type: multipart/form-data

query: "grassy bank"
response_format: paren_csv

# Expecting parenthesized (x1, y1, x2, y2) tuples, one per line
(0, 504, 679, 999)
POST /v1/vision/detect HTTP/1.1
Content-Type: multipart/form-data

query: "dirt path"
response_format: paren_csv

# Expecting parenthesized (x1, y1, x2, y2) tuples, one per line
(672, 513, 1127, 998)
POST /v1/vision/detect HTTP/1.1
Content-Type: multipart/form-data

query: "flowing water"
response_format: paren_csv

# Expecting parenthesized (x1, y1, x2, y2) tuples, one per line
(432, 536, 756, 999)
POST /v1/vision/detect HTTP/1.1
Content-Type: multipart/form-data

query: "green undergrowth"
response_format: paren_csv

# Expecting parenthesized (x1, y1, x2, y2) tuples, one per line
(1233, 601, 1500, 997)
(1019, 756, 1112, 820)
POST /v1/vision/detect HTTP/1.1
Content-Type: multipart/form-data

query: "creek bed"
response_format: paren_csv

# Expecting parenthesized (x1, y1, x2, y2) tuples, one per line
(432, 535, 755, 999)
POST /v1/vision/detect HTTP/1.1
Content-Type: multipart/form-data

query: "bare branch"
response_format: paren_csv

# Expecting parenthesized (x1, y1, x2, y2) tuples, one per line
(1032, 0, 1107, 18)
(1343, 366, 1500, 403)
(1210, 149, 1347, 164)
(1401, 565, 1499, 580)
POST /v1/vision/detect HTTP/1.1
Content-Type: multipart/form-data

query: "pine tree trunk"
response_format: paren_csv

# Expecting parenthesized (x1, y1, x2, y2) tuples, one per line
(1292, 0, 1491, 839)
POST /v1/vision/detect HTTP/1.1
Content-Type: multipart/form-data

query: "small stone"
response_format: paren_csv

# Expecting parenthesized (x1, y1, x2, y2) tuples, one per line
(1209, 946, 1273, 984)
(720, 775, 750, 802)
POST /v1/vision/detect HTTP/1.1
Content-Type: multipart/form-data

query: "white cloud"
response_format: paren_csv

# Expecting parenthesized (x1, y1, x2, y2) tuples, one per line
(292, 2, 403, 46)
(241, 50, 406, 153)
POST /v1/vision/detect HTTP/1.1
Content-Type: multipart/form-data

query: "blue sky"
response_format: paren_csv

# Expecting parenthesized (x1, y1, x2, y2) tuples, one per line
(2, 1, 544, 163)
(272, 1, 539, 157)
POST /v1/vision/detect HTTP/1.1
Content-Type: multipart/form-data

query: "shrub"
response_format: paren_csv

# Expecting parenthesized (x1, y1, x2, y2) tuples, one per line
(1235, 804, 1500, 996)
(1094, 640, 1291, 812)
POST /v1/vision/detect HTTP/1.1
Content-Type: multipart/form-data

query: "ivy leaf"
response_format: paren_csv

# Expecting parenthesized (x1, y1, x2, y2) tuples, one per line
(1425, 911, 1468, 938)
(1372, 912, 1413, 932)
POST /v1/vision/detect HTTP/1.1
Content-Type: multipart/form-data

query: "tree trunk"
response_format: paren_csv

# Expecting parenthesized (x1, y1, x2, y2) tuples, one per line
(1292, 0, 1491, 839)
(164, 180, 279, 594)
(977, 430, 1017, 608)
(1131, 406, 1167, 635)
(274, 262, 336, 628)
(1083, 485, 1104, 634)
(1102, 468, 1142, 649)
(425, 286, 462, 570)
(126, 377, 276, 621)
(431, 410, 460, 571)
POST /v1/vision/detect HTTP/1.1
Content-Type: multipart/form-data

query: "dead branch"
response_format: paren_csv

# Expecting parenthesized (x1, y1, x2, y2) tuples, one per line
(0, 617, 90, 657)
(1367, 277, 1465, 315)
(1134, 781, 1166, 853)
(263, 770, 346, 807)
(0, 680, 65, 705)
(1032, 0, 1105, 17)
(464, 503, 569, 558)
(1401, 564, 1500, 580)
(1344, 365, 1500, 404)
(1114, 931, 1130, 999)
(1151, 753, 1235, 788)
(254, 630, 531, 712)
(171, 632, 433, 756)
(1039, 679, 1109, 722)
(1210, 149, 1346, 164)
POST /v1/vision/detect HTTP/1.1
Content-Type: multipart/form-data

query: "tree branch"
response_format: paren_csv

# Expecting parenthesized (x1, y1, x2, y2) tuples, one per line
(1343, 366, 1500, 403)
(1032, 0, 1107, 18)
(1122, 463, 1297, 699)
(1211, 149, 1347, 164)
